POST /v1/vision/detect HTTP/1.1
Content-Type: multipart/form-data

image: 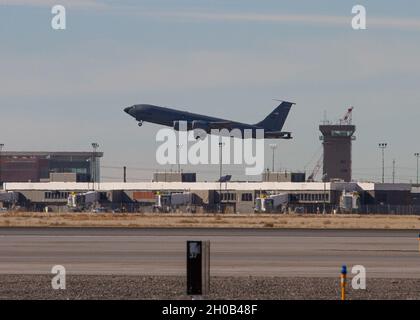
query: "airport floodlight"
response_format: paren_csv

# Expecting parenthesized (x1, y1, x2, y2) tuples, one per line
(378, 143, 388, 183)
(91, 143, 100, 190)
(269, 144, 278, 172)
(91, 142, 99, 150)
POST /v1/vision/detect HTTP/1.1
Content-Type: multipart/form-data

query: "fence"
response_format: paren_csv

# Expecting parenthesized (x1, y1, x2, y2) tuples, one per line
(358, 205, 420, 215)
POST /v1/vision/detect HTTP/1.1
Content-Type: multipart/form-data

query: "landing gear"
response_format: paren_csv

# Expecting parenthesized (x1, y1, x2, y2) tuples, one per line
(138, 120, 143, 127)
(194, 130, 207, 140)
(195, 134, 207, 140)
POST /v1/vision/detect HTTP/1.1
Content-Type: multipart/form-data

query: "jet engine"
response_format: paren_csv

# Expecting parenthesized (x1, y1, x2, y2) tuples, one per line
(173, 121, 180, 131)
(192, 120, 210, 132)
(173, 120, 193, 131)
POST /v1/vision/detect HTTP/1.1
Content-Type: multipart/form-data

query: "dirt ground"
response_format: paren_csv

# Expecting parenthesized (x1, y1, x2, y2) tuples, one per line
(1, 212, 420, 229)
(1, 275, 420, 300)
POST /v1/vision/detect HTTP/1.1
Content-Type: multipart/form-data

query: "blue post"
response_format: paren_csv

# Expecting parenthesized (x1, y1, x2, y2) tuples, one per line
(341, 265, 347, 275)
(340, 265, 347, 300)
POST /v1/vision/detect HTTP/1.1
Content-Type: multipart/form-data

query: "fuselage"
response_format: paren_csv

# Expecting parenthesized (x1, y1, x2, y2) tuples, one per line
(124, 104, 259, 130)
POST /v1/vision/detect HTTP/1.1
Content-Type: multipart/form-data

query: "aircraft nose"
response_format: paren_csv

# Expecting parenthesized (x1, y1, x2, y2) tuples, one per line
(124, 106, 135, 116)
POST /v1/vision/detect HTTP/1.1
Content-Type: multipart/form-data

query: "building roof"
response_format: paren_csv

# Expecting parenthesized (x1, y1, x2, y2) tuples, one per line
(3, 181, 413, 192)
(0, 151, 104, 158)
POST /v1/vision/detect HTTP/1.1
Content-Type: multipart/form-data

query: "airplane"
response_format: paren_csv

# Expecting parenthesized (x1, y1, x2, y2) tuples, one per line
(124, 100, 294, 139)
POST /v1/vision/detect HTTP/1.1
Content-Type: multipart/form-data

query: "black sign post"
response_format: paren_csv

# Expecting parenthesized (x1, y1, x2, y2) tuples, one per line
(187, 240, 210, 297)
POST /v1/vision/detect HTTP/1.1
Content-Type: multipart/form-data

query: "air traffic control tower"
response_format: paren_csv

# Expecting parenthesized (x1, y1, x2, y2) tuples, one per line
(319, 107, 356, 182)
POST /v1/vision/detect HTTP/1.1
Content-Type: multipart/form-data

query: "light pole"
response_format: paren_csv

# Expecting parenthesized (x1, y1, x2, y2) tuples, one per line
(322, 173, 328, 214)
(378, 143, 387, 183)
(269, 144, 277, 172)
(176, 144, 182, 173)
(0, 143, 4, 189)
(392, 159, 396, 184)
(91, 143, 99, 190)
(415, 153, 420, 185)
(219, 142, 225, 213)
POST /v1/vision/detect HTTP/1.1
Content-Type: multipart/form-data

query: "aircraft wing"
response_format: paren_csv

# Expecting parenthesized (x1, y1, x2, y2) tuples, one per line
(207, 121, 236, 129)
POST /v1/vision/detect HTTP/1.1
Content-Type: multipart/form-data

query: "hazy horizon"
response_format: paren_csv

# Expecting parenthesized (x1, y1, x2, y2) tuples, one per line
(1, 0, 419, 183)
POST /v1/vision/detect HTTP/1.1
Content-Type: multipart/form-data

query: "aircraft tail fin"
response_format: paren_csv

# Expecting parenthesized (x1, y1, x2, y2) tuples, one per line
(255, 100, 295, 131)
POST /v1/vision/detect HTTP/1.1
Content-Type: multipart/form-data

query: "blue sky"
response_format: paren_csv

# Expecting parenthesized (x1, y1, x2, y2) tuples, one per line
(1, 1, 419, 182)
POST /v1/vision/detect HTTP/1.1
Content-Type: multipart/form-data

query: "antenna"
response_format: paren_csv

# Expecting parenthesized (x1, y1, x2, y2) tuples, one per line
(322, 110, 329, 125)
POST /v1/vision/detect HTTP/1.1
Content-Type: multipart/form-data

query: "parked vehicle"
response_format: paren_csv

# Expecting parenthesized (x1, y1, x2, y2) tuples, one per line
(255, 193, 288, 213)
(92, 207, 107, 213)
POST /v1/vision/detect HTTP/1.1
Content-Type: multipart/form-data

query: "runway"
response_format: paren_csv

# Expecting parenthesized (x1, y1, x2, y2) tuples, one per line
(1, 228, 419, 278)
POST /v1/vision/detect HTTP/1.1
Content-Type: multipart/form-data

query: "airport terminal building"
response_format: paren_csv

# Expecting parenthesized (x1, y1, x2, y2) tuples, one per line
(0, 148, 419, 214)
(0, 151, 103, 185)
(1, 180, 418, 214)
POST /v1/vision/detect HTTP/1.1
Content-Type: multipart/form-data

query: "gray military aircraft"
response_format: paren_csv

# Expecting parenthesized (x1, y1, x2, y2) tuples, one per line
(124, 100, 294, 139)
